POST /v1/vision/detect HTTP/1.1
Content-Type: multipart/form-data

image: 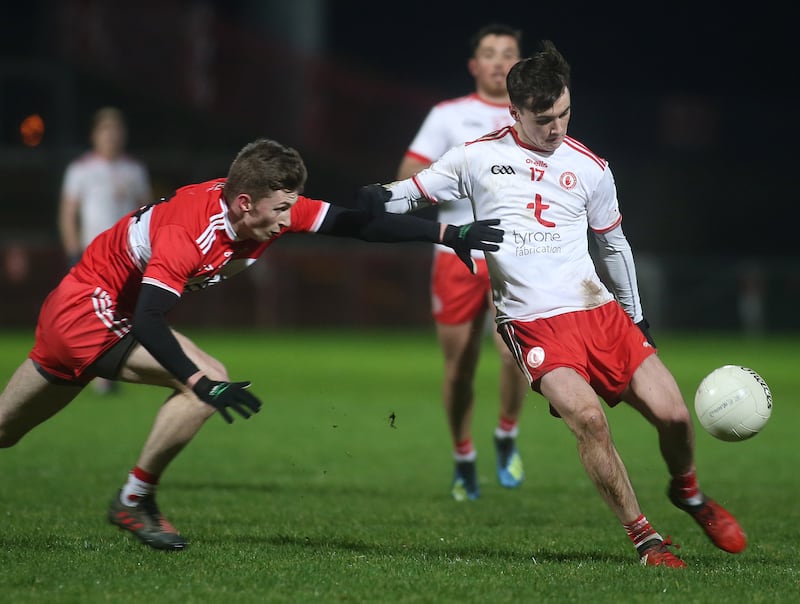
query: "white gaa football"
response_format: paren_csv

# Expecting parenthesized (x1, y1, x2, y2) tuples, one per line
(694, 365, 772, 442)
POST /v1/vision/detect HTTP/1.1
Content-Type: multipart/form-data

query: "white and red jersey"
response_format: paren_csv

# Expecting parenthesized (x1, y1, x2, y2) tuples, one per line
(62, 151, 151, 248)
(71, 178, 329, 316)
(404, 93, 514, 256)
(388, 126, 635, 323)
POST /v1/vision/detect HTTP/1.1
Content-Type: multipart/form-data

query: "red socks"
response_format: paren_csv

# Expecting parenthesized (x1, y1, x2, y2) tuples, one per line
(670, 468, 703, 506)
(624, 514, 662, 551)
(120, 465, 159, 506)
(454, 438, 476, 462)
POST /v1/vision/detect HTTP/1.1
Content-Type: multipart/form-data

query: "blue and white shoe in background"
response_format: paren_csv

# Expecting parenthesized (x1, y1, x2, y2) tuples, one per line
(451, 460, 480, 501)
(494, 435, 524, 488)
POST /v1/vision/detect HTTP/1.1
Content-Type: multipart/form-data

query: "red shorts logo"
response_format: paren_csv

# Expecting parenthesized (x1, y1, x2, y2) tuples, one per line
(526, 346, 545, 368)
(559, 172, 577, 190)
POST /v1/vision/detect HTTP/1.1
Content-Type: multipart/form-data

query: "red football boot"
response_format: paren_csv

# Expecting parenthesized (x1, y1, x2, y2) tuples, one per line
(638, 537, 687, 568)
(669, 491, 747, 554)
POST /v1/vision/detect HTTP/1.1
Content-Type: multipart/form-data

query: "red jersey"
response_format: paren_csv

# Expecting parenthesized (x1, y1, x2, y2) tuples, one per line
(31, 179, 329, 382)
(73, 178, 329, 311)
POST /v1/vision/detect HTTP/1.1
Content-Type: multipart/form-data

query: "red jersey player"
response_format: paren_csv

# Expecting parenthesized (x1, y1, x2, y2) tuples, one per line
(0, 138, 503, 551)
(374, 41, 746, 568)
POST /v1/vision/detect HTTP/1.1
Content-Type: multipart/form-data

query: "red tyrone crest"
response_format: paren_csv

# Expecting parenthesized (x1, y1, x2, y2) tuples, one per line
(526, 346, 545, 368)
(559, 171, 577, 190)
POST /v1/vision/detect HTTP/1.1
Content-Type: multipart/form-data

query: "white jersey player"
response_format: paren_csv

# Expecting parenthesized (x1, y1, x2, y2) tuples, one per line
(61, 150, 150, 250)
(59, 107, 151, 263)
(389, 126, 642, 327)
(396, 23, 528, 502)
(405, 94, 515, 257)
(381, 40, 747, 568)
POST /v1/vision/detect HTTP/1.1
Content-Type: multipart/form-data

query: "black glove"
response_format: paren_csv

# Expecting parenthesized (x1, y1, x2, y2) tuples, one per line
(441, 219, 504, 274)
(192, 376, 262, 424)
(354, 184, 391, 218)
(636, 318, 656, 348)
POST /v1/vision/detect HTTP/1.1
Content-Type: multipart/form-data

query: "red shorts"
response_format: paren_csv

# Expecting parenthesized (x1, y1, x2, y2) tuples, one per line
(498, 302, 656, 406)
(29, 274, 132, 384)
(431, 250, 491, 324)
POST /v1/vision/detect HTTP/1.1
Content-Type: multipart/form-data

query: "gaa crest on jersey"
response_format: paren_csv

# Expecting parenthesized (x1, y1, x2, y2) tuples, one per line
(526, 346, 545, 368)
(490, 165, 515, 175)
(559, 172, 577, 190)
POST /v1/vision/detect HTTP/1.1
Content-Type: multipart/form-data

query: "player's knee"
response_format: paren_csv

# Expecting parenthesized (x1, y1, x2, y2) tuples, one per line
(201, 357, 229, 382)
(572, 405, 611, 440)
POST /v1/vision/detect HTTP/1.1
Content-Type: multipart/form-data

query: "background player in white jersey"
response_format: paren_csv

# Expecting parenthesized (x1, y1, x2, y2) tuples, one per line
(373, 41, 746, 567)
(59, 107, 151, 266)
(0, 138, 502, 552)
(396, 23, 528, 501)
(58, 107, 152, 394)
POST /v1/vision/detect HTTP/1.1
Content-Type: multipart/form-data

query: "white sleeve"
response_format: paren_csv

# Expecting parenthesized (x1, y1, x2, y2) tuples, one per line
(383, 178, 429, 214)
(406, 105, 452, 163)
(587, 165, 622, 232)
(592, 224, 644, 323)
(385, 145, 470, 214)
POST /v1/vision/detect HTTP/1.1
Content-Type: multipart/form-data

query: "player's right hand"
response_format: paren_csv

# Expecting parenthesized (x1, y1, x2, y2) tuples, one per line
(192, 376, 262, 424)
(636, 318, 656, 348)
(354, 184, 391, 218)
(442, 219, 504, 274)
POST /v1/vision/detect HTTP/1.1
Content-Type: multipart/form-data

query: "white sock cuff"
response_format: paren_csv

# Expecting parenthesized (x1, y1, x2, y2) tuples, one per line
(454, 450, 477, 462)
(495, 426, 519, 439)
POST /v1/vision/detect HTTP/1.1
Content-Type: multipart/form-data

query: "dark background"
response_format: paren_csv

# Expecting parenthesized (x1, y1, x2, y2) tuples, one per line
(2, 1, 795, 250)
(0, 0, 796, 330)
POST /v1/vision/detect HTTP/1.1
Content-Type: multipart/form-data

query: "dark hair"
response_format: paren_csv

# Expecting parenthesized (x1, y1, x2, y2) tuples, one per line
(224, 138, 307, 201)
(469, 23, 523, 56)
(507, 40, 571, 113)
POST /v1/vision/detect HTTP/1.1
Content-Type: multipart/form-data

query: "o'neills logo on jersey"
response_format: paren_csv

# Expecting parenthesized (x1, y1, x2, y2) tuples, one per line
(491, 165, 515, 174)
(526, 346, 545, 368)
(559, 171, 577, 189)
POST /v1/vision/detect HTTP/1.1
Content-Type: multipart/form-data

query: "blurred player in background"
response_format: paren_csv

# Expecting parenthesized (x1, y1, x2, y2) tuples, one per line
(376, 41, 746, 567)
(58, 107, 152, 394)
(59, 107, 151, 267)
(0, 138, 503, 552)
(396, 23, 528, 501)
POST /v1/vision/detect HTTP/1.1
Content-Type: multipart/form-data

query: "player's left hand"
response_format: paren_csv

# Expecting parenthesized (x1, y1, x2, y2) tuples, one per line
(636, 318, 656, 348)
(354, 184, 391, 218)
(442, 219, 504, 274)
(192, 376, 262, 424)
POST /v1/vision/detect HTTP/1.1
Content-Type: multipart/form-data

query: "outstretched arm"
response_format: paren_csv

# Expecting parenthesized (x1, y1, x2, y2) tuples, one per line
(359, 213, 503, 275)
(317, 186, 502, 274)
(318, 201, 441, 243)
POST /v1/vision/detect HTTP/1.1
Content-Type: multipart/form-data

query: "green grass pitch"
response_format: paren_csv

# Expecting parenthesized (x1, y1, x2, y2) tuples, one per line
(0, 328, 798, 603)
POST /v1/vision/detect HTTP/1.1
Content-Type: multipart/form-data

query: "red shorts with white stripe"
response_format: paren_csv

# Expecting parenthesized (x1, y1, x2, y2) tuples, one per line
(498, 301, 656, 406)
(431, 250, 491, 325)
(29, 274, 132, 384)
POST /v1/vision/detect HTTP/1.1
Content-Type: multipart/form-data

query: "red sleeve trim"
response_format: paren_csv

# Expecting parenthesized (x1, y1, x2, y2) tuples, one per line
(404, 149, 433, 164)
(591, 215, 623, 234)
